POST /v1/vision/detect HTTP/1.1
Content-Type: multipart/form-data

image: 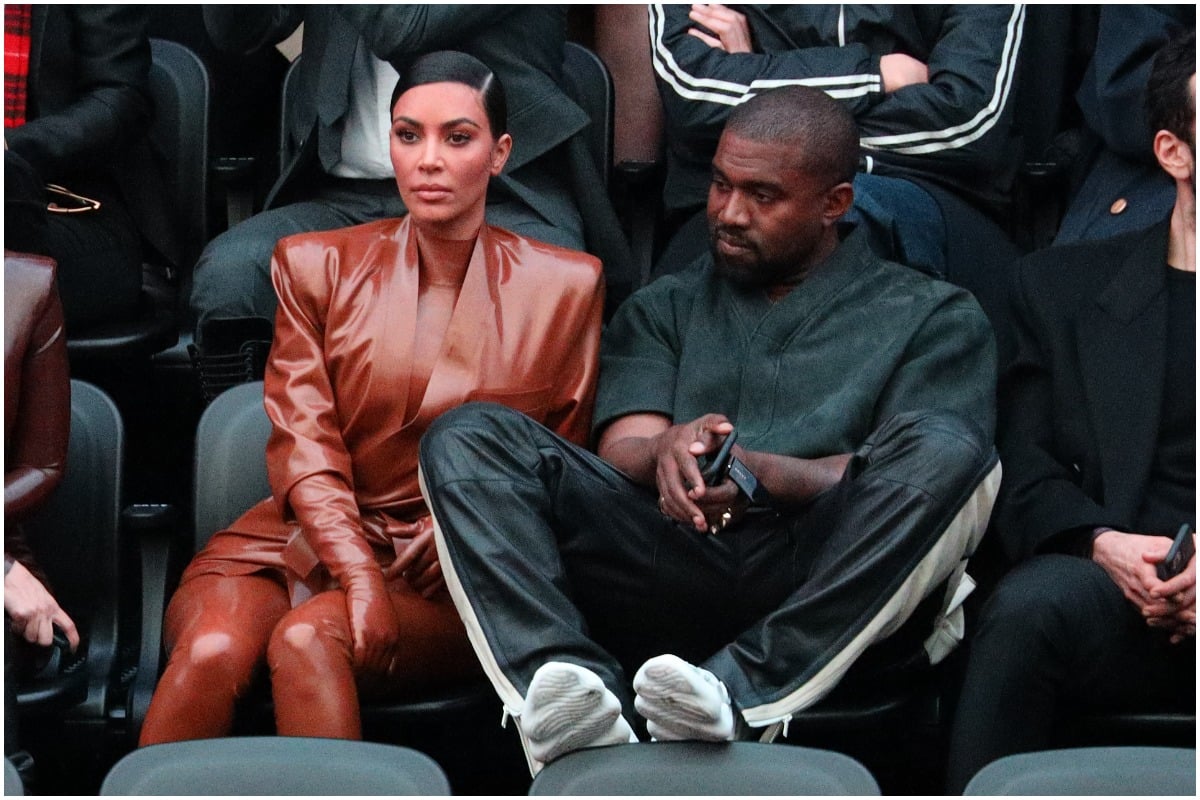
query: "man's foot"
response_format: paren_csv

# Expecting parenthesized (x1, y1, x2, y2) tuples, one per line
(520, 661, 636, 765)
(633, 654, 736, 741)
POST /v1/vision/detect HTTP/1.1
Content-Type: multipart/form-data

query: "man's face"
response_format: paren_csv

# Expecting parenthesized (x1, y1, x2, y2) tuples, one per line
(706, 132, 839, 288)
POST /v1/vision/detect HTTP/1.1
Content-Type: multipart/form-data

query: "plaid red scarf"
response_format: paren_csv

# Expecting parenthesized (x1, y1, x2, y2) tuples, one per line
(5, 4, 32, 128)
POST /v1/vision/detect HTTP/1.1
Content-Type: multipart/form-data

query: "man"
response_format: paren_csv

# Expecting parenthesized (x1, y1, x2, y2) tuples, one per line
(1053, 5, 1194, 245)
(945, 31, 1195, 793)
(418, 86, 999, 773)
(648, 4, 1025, 327)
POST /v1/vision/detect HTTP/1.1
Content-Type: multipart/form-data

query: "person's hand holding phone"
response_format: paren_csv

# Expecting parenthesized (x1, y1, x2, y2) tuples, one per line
(1147, 524, 1196, 643)
(651, 414, 739, 532)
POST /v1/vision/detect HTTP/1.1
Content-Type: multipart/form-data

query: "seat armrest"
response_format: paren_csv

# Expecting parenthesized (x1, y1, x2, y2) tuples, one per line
(121, 503, 178, 745)
(211, 155, 258, 229)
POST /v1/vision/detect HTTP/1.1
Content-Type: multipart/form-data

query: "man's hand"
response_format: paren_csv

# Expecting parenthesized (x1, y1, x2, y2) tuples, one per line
(383, 517, 446, 599)
(1146, 541, 1196, 644)
(687, 4, 753, 54)
(1099, 532, 1180, 623)
(5, 560, 80, 651)
(651, 414, 737, 532)
(880, 53, 929, 92)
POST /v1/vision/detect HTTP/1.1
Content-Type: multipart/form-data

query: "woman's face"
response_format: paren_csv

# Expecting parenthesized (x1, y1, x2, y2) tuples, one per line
(390, 81, 512, 239)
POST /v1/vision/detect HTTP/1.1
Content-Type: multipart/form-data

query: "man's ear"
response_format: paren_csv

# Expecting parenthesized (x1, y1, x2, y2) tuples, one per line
(1154, 129, 1195, 182)
(823, 182, 854, 223)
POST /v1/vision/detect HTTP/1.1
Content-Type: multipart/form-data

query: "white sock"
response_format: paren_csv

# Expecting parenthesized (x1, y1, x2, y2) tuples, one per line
(633, 654, 736, 742)
(520, 662, 636, 766)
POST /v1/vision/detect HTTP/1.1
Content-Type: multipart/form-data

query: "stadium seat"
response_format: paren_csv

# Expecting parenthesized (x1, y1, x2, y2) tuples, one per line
(528, 741, 881, 795)
(4, 757, 24, 796)
(65, 38, 210, 365)
(14, 381, 125, 718)
(99, 737, 450, 795)
(10, 380, 151, 791)
(962, 746, 1196, 795)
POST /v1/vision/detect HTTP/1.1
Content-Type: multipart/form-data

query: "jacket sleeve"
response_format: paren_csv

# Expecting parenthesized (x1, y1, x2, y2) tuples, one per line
(856, 5, 1025, 173)
(650, 4, 1024, 173)
(543, 262, 606, 449)
(336, 5, 523, 61)
(4, 278, 70, 521)
(264, 241, 381, 593)
(650, 3, 880, 154)
(1074, 5, 1186, 160)
(5, 6, 152, 180)
(874, 292, 997, 440)
(990, 261, 1116, 562)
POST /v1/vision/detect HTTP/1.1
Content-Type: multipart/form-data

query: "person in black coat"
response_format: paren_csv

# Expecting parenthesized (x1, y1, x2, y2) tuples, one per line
(1054, 5, 1195, 244)
(4, 5, 175, 332)
(945, 31, 1196, 793)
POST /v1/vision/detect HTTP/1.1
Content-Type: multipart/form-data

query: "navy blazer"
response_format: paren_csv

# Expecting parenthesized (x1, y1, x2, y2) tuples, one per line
(995, 219, 1174, 562)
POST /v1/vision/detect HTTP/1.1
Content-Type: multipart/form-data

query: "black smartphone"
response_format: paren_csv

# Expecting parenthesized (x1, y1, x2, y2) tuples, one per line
(1157, 523, 1195, 581)
(701, 429, 737, 487)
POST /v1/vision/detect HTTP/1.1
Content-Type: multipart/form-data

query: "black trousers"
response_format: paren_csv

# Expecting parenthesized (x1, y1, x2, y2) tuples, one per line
(945, 554, 1197, 793)
(418, 403, 998, 732)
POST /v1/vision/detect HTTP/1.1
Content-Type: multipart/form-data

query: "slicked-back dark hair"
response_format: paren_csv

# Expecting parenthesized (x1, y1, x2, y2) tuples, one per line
(1146, 30, 1195, 145)
(724, 85, 859, 186)
(390, 50, 507, 137)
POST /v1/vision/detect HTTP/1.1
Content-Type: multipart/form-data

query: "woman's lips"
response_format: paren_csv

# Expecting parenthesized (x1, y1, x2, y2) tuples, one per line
(412, 184, 451, 201)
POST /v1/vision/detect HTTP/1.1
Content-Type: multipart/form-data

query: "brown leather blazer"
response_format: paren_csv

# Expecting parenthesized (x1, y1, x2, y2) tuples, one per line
(221, 218, 604, 597)
(5, 251, 70, 567)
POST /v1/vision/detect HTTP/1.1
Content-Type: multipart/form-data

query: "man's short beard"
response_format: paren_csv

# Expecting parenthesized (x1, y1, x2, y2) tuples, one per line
(710, 238, 808, 289)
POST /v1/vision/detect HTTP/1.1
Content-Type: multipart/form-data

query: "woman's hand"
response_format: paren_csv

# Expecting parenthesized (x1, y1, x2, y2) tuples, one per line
(5, 560, 79, 650)
(343, 571, 401, 674)
(383, 517, 446, 598)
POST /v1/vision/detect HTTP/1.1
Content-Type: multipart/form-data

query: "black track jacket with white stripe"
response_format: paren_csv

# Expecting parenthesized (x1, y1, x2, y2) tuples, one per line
(650, 4, 1026, 215)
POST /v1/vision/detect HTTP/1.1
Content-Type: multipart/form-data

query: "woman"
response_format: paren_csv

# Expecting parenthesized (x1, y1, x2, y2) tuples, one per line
(139, 51, 605, 743)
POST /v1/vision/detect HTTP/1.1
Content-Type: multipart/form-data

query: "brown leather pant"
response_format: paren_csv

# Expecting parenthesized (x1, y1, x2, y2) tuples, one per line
(138, 571, 479, 744)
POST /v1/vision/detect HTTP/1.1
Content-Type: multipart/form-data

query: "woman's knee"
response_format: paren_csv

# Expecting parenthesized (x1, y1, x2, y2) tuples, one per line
(266, 593, 353, 675)
(163, 624, 263, 697)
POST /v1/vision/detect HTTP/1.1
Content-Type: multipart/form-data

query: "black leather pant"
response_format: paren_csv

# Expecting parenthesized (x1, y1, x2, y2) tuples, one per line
(419, 403, 998, 731)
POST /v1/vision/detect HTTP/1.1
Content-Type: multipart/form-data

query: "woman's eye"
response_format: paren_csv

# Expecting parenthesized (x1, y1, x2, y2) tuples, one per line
(394, 129, 418, 143)
(448, 131, 472, 145)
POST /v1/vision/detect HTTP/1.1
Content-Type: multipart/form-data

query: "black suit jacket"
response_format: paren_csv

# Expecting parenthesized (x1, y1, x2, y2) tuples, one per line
(6, 6, 179, 269)
(994, 220, 1174, 562)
